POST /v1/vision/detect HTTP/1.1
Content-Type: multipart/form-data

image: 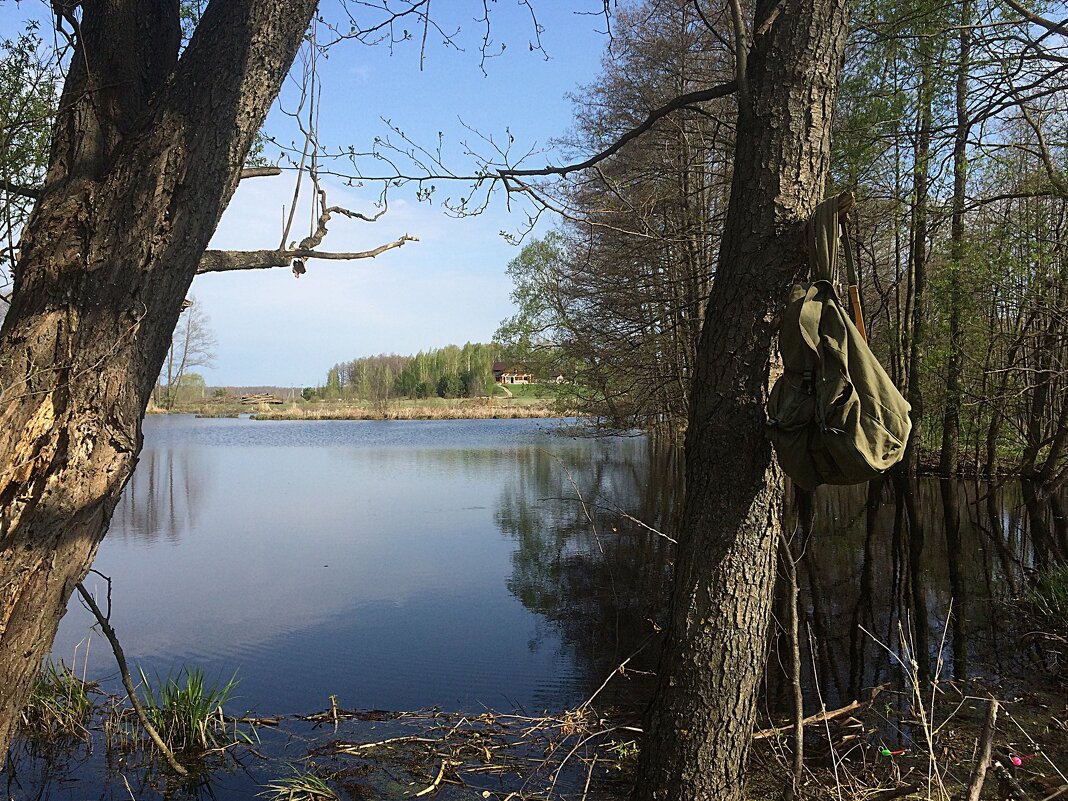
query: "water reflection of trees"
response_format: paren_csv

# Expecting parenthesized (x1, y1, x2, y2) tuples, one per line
(498, 439, 1068, 713)
(109, 445, 209, 544)
(770, 477, 1067, 709)
(495, 438, 681, 708)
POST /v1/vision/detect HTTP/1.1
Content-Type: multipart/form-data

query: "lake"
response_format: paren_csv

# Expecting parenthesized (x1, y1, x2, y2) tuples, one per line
(15, 415, 1065, 798)
(50, 415, 672, 717)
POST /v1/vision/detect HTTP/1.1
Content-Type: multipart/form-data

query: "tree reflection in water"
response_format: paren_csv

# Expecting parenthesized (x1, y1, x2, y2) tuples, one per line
(496, 438, 681, 710)
(110, 445, 210, 544)
(497, 440, 1067, 715)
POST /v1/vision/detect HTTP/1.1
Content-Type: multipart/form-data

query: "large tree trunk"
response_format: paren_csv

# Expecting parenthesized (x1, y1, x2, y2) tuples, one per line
(0, 0, 316, 757)
(631, 0, 848, 798)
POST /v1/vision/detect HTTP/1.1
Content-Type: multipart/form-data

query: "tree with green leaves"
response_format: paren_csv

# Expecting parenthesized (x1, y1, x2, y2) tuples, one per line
(0, 22, 58, 313)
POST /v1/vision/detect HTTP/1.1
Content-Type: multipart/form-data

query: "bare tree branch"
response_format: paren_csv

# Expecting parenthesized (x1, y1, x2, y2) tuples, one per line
(75, 581, 189, 777)
(1001, 0, 1068, 36)
(197, 235, 417, 275)
(0, 178, 41, 200)
(497, 80, 738, 178)
(3, 169, 280, 204)
(238, 166, 282, 179)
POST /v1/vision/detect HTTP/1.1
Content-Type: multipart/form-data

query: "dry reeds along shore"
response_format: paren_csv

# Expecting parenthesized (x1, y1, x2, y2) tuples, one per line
(250, 398, 565, 421)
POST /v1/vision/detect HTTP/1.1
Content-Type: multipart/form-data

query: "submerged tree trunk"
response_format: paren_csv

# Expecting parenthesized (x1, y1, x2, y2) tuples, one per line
(0, 0, 316, 756)
(632, 0, 848, 797)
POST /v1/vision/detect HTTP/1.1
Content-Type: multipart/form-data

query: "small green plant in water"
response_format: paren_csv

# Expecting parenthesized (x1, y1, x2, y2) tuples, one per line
(605, 738, 640, 770)
(20, 661, 96, 740)
(137, 666, 252, 754)
(1027, 565, 1068, 623)
(259, 766, 338, 801)
(1025, 566, 1068, 672)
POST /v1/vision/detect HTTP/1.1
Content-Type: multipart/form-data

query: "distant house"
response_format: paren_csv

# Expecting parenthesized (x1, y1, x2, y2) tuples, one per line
(493, 362, 533, 385)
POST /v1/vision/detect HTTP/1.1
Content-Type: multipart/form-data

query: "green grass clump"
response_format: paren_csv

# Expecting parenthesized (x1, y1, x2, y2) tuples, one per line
(1027, 566, 1068, 631)
(138, 667, 251, 754)
(259, 766, 338, 801)
(20, 661, 96, 740)
(1024, 566, 1068, 673)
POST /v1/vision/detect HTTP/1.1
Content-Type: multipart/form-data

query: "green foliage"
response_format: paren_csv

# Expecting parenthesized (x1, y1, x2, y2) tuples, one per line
(324, 367, 342, 400)
(1023, 566, 1068, 675)
(506, 383, 555, 399)
(606, 738, 640, 770)
(20, 661, 95, 740)
(0, 22, 59, 293)
(1026, 566, 1068, 634)
(495, 233, 566, 361)
(137, 667, 249, 754)
(436, 373, 463, 399)
(328, 343, 502, 401)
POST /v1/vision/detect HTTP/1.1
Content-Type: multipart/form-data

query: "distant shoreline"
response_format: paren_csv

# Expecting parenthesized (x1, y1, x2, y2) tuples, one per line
(148, 396, 569, 421)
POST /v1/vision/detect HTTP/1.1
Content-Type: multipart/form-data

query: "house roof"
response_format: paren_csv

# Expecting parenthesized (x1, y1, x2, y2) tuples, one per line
(493, 362, 530, 373)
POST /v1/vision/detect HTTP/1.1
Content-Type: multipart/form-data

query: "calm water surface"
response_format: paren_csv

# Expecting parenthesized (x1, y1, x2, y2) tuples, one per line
(52, 415, 663, 715)
(24, 415, 1066, 799)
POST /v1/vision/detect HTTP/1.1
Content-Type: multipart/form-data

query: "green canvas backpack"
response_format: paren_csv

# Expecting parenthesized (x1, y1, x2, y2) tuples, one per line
(766, 197, 912, 490)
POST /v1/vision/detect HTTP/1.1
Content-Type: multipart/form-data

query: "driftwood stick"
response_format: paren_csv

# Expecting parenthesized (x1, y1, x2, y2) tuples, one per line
(414, 759, 447, 797)
(753, 683, 889, 740)
(75, 583, 188, 776)
(965, 698, 999, 801)
(334, 735, 439, 753)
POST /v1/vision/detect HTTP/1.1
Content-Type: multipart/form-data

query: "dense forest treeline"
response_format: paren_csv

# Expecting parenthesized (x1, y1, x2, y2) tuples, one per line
(310, 342, 543, 402)
(495, 0, 1068, 494)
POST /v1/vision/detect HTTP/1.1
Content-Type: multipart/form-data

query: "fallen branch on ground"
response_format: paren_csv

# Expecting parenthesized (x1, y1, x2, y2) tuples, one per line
(752, 683, 889, 740)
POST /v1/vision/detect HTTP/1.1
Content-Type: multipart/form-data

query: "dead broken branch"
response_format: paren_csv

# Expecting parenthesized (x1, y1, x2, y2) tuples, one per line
(200, 174, 415, 276)
(752, 683, 889, 740)
(197, 235, 417, 275)
(75, 580, 189, 777)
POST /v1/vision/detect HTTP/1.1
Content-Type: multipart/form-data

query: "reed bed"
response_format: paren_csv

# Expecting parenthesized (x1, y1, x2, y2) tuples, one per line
(252, 400, 564, 421)
(19, 659, 96, 741)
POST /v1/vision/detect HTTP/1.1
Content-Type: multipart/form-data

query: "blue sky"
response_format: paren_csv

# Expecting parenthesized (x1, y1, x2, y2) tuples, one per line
(1, 1, 612, 386)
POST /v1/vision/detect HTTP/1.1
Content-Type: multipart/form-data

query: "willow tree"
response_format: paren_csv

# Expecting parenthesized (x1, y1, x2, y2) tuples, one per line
(0, 0, 318, 754)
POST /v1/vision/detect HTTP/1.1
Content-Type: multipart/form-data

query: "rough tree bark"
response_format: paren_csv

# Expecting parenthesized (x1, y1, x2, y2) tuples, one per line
(0, 0, 316, 757)
(631, 0, 848, 798)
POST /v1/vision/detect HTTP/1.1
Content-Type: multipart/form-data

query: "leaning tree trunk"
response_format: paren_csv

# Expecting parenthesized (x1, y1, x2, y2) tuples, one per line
(0, 0, 316, 757)
(631, 0, 848, 798)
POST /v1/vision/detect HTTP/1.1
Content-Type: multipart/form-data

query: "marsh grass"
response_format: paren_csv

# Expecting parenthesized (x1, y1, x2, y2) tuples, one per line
(251, 398, 559, 421)
(136, 667, 253, 755)
(19, 660, 96, 741)
(1025, 565, 1068, 629)
(1022, 565, 1068, 673)
(259, 766, 338, 801)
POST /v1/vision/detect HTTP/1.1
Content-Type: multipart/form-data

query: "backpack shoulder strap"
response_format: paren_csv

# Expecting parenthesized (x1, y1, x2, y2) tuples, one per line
(808, 197, 841, 284)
